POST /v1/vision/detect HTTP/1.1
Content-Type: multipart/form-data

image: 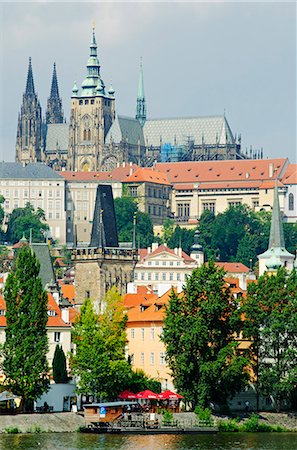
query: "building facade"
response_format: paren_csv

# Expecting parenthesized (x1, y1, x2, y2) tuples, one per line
(0, 163, 66, 244)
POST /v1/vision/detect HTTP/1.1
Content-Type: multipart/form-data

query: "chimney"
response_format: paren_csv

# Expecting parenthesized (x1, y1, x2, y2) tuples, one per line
(174, 248, 178, 255)
(178, 247, 182, 257)
(269, 162, 274, 178)
(61, 308, 70, 324)
(151, 242, 158, 252)
(246, 172, 250, 178)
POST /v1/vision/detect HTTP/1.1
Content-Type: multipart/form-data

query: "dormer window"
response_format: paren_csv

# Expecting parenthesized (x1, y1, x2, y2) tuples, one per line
(0, 309, 6, 316)
(48, 310, 56, 317)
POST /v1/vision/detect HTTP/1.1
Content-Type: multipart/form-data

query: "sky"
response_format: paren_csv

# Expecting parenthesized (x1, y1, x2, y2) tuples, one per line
(0, 1, 296, 163)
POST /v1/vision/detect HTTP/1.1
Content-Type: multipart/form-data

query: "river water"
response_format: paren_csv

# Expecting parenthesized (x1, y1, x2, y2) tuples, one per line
(0, 433, 296, 450)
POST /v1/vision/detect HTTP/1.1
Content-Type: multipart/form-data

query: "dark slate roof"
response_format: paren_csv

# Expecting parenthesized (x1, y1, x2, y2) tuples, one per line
(0, 163, 63, 180)
(45, 123, 69, 153)
(105, 115, 145, 146)
(31, 243, 56, 289)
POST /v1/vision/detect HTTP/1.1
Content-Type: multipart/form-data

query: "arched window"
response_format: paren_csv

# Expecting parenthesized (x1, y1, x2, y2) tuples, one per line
(83, 129, 87, 141)
(87, 129, 91, 140)
(289, 193, 294, 211)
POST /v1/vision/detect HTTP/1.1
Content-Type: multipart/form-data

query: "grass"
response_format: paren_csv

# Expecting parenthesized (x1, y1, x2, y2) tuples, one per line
(218, 413, 289, 433)
(26, 425, 44, 434)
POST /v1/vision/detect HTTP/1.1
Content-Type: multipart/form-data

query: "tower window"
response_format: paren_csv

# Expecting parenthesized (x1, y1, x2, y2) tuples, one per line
(91, 99, 94, 105)
(85, 99, 89, 105)
(79, 100, 83, 105)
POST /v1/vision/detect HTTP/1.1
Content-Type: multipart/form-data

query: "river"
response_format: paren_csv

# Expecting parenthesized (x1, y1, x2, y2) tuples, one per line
(0, 433, 296, 450)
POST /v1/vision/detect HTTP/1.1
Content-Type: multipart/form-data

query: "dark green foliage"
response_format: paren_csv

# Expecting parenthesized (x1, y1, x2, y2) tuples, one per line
(1, 247, 49, 411)
(198, 206, 296, 268)
(0, 195, 5, 240)
(114, 197, 154, 248)
(242, 268, 297, 410)
(122, 368, 161, 394)
(162, 262, 249, 408)
(6, 203, 49, 244)
(52, 345, 68, 383)
(194, 406, 213, 426)
(167, 226, 195, 255)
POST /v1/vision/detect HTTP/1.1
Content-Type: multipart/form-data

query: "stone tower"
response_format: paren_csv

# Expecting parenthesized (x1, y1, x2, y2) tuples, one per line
(46, 63, 64, 124)
(135, 58, 146, 127)
(16, 58, 43, 163)
(68, 28, 115, 171)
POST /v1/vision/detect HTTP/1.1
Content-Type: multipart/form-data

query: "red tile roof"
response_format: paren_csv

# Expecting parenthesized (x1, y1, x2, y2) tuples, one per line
(124, 168, 171, 185)
(215, 262, 250, 274)
(60, 284, 75, 304)
(59, 164, 139, 183)
(155, 159, 287, 185)
(282, 164, 297, 185)
(139, 244, 195, 263)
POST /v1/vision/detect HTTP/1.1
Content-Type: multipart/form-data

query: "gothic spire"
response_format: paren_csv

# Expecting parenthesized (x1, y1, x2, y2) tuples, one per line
(46, 63, 64, 124)
(136, 58, 147, 127)
(269, 181, 285, 249)
(50, 63, 60, 99)
(81, 26, 102, 95)
(25, 57, 35, 96)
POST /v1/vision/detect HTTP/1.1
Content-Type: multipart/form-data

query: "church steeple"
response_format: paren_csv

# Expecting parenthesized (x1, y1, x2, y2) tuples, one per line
(46, 63, 64, 124)
(258, 181, 295, 275)
(136, 58, 146, 127)
(81, 27, 103, 96)
(25, 57, 35, 96)
(16, 57, 42, 163)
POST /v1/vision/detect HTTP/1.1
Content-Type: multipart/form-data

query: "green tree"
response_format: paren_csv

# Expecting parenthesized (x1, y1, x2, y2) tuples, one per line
(161, 219, 175, 244)
(71, 287, 131, 400)
(1, 247, 49, 411)
(167, 226, 195, 255)
(52, 345, 68, 383)
(197, 209, 217, 260)
(123, 369, 161, 394)
(114, 197, 154, 247)
(162, 261, 249, 408)
(0, 195, 5, 240)
(242, 268, 297, 410)
(6, 203, 49, 244)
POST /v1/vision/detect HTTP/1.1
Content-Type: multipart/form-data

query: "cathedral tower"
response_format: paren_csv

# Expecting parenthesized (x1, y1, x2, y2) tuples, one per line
(46, 63, 64, 124)
(16, 58, 43, 163)
(68, 28, 115, 171)
(135, 58, 146, 127)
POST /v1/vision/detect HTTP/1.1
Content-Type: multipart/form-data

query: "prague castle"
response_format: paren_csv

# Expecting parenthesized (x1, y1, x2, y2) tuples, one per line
(15, 28, 251, 172)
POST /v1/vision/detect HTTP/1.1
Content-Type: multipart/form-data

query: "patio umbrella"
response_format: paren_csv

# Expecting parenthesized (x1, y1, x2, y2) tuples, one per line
(118, 390, 138, 399)
(136, 390, 158, 399)
(157, 390, 184, 399)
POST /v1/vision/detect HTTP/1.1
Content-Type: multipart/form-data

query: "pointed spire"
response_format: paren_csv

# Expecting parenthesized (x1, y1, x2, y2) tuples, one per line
(136, 57, 147, 126)
(25, 57, 35, 96)
(269, 181, 285, 249)
(50, 63, 60, 99)
(46, 63, 64, 124)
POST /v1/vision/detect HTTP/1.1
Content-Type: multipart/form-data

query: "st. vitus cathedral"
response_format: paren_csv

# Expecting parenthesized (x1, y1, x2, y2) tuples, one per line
(16, 28, 249, 172)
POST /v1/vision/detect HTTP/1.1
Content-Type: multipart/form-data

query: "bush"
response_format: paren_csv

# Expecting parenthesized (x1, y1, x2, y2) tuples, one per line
(194, 406, 213, 426)
(161, 409, 174, 426)
(217, 419, 240, 432)
(241, 414, 287, 433)
(4, 427, 19, 434)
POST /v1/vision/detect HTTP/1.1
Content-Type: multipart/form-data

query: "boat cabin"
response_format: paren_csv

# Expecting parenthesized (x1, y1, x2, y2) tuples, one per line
(84, 401, 137, 425)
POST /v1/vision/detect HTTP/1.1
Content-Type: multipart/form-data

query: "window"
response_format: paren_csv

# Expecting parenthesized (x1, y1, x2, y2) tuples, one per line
(130, 187, 137, 197)
(56, 190, 61, 198)
(150, 352, 155, 365)
(14, 190, 19, 198)
(162, 272, 166, 281)
(91, 99, 95, 105)
(177, 203, 190, 219)
(160, 352, 165, 365)
(134, 272, 138, 280)
(141, 328, 145, 340)
(85, 99, 89, 105)
(49, 190, 53, 197)
(129, 353, 134, 364)
(140, 352, 144, 365)
(131, 329, 135, 339)
(155, 273, 159, 280)
(48, 310, 56, 317)
(79, 100, 83, 105)
(55, 200, 61, 210)
(141, 272, 145, 281)
(54, 332, 61, 343)
(170, 272, 174, 281)
(252, 200, 259, 209)
(0, 309, 6, 316)
(162, 261, 166, 266)
(24, 190, 28, 198)
(228, 201, 242, 208)
(85, 290, 90, 299)
(177, 273, 181, 281)
(289, 193, 294, 211)
(150, 327, 155, 340)
(5, 200, 9, 209)
(202, 202, 215, 214)
(148, 273, 151, 281)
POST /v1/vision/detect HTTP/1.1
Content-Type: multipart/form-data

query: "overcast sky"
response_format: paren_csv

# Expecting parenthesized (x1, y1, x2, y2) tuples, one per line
(0, 2, 296, 163)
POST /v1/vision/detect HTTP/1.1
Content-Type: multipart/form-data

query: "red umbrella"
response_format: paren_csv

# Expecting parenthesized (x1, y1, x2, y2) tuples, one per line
(157, 390, 184, 399)
(136, 390, 158, 399)
(118, 390, 138, 399)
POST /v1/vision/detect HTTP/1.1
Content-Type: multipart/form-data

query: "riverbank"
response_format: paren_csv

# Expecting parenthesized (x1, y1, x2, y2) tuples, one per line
(0, 411, 296, 434)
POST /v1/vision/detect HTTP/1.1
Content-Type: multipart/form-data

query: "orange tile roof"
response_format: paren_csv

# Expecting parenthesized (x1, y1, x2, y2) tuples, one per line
(282, 164, 297, 185)
(155, 158, 287, 184)
(215, 262, 250, 274)
(124, 168, 171, 185)
(124, 292, 158, 308)
(60, 284, 75, 303)
(139, 244, 195, 263)
(69, 307, 79, 325)
(59, 164, 139, 183)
